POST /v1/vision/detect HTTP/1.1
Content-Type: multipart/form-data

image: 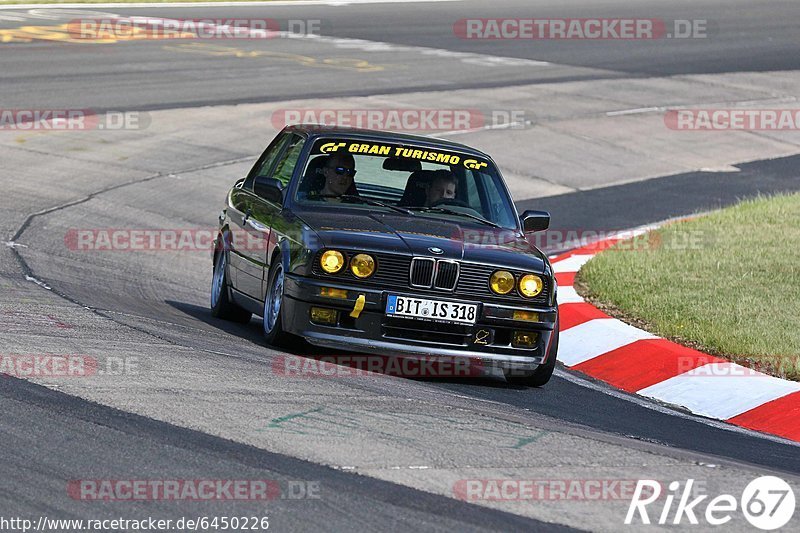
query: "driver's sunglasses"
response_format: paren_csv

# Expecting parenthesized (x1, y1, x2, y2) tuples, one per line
(328, 166, 357, 177)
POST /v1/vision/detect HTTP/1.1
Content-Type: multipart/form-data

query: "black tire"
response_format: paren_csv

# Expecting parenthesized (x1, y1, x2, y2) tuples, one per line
(262, 260, 289, 347)
(210, 248, 252, 324)
(504, 322, 559, 387)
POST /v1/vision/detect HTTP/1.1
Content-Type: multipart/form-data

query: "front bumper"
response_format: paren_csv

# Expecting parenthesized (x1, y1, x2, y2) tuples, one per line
(282, 274, 558, 373)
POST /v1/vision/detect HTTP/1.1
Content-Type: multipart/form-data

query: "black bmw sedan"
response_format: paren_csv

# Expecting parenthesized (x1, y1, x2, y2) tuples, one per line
(211, 125, 558, 386)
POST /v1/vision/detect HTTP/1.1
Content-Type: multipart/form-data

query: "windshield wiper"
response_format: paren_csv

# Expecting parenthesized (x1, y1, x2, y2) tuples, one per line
(408, 206, 502, 228)
(317, 194, 415, 216)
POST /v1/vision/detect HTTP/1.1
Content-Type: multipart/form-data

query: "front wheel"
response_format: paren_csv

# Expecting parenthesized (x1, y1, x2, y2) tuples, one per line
(504, 323, 559, 387)
(262, 260, 289, 346)
(210, 249, 252, 324)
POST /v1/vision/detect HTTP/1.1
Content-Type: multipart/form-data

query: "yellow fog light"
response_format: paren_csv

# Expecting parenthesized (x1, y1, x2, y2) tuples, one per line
(512, 331, 538, 348)
(310, 306, 338, 325)
(490, 270, 515, 294)
(320, 250, 344, 273)
(518, 274, 543, 298)
(320, 287, 348, 299)
(513, 310, 540, 322)
(350, 253, 376, 278)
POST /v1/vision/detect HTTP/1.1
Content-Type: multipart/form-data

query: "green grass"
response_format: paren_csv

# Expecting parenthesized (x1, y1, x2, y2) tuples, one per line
(577, 193, 800, 381)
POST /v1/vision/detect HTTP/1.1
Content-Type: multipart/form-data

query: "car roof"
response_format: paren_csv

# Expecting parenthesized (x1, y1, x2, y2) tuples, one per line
(285, 124, 492, 160)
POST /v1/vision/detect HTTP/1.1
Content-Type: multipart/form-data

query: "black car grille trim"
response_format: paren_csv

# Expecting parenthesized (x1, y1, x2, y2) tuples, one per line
(410, 257, 459, 291)
(409, 257, 435, 288)
(433, 260, 459, 291)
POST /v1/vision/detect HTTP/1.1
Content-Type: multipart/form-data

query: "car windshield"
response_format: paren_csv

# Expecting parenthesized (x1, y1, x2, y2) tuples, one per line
(294, 137, 519, 229)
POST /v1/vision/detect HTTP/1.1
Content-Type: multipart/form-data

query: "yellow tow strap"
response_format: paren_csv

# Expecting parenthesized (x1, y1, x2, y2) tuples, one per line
(350, 294, 366, 318)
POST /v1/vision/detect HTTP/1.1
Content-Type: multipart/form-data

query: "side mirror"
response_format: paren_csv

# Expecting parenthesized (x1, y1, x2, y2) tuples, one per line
(254, 176, 284, 205)
(520, 210, 550, 233)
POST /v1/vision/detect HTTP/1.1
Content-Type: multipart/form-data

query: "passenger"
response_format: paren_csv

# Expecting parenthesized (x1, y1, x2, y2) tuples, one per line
(424, 170, 457, 206)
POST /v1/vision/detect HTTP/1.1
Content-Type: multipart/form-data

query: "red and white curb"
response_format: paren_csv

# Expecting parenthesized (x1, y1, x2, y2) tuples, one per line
(551, 230, 800, 442)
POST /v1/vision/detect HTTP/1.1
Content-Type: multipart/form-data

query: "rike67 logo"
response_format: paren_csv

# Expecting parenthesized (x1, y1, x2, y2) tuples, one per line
(626, 476, 795, 530)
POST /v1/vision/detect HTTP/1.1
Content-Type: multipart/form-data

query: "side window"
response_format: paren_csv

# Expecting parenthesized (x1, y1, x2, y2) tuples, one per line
(478, 172, 516, 228)
(244, 133, 289, 189)
(464, 169, 480, 209)
(272, 135, 305, 186)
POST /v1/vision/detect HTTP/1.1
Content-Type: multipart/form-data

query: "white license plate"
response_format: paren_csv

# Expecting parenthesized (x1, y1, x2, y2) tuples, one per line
(385, 295, 478, 324)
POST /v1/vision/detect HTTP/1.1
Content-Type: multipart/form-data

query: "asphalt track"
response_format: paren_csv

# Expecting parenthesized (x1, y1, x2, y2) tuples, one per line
(2, 0, 800, 110)
(0, 376, 571, 532)
(2, 1, 800, 531)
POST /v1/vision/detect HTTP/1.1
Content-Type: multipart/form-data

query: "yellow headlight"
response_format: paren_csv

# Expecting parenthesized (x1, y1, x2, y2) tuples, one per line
(490, 270, 515, 294)
(519, 274, 543, 298)
(350, 253, 376, 278)
(320, 250, 344, 273)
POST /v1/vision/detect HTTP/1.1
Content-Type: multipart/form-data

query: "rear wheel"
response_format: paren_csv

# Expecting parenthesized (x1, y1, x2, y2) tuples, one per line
(210, 248, 252, 323)
(504, 322, 559, 387)
(262, 260, 289, 346)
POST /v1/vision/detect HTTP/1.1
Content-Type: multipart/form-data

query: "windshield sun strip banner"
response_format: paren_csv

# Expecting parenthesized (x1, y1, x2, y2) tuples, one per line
(315, 140, 490, 171)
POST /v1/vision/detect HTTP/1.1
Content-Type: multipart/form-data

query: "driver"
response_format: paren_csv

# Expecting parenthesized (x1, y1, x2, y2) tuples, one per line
(424, 170, 457, 206)
(319, 153, 357, 200)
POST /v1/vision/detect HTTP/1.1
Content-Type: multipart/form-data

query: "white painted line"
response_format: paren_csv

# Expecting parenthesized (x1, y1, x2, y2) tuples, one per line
(556, 285, 583, 305)
(638, 363, 800, 421)
(699, 166, 741, 173)
(0, 0, 463, 9)
(437, 121, 529, 137)
(620, 228, 649, 238)
(301, 32, 549, 67)
(552, 254, 594, 273)
(25, 275, 51, 290)
(558, 318, 656, 367)
(605, 106, 661, 117)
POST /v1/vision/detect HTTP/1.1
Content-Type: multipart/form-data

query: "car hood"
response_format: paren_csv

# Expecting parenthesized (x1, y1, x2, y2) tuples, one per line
(295, 208, 548, 273)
